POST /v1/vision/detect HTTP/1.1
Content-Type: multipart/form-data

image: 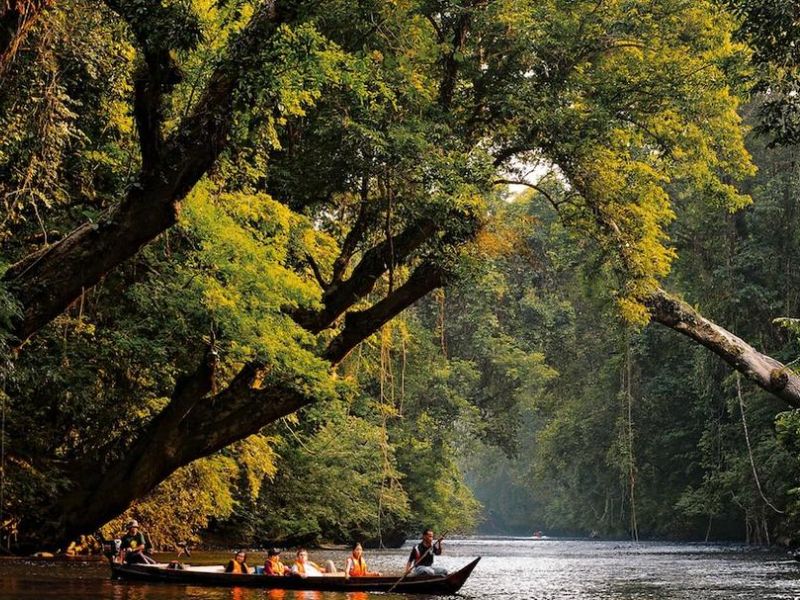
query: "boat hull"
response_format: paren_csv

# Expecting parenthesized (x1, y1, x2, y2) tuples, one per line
(111, 556, 480, 594)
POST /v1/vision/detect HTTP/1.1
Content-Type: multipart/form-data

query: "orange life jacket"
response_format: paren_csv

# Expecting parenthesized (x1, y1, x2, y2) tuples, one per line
(349, 555, 368, 576)
(265, 557, 285, 575)
(227, 559, 249, 574)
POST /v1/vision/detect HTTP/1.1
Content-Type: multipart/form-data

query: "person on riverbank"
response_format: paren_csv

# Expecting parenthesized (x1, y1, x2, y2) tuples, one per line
(345, 542, 381, 577)
(119, 520, 156, 564)
(291, 548, 336, 576)
(264, 548, 289, 575)
(225, 550, 251, 574)
(405, 529, 447, 576)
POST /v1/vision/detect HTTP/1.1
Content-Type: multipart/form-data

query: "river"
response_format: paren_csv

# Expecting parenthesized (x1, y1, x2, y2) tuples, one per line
(0, 537, 798, 599)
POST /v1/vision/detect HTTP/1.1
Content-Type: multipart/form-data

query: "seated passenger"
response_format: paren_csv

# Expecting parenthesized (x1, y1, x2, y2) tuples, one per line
(225, 550, 251, 574)
(119, 520, 156, 565)
(264, 548, 289, 576)
(291, 548, 329, 577)
(345, 543, 381, 577)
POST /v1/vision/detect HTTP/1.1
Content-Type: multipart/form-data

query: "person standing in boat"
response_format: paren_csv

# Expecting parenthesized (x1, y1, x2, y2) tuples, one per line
(264, 548, 289, 575)
(405, 528, 447, 576)
(118, 519, 156, 564)
(345, 542, 381, 577)
(225, 550, 251, 574)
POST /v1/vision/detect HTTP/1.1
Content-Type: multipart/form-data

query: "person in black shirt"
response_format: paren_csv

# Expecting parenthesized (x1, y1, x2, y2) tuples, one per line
(118, 519, 156, 564)
(405, 528, 447, 576)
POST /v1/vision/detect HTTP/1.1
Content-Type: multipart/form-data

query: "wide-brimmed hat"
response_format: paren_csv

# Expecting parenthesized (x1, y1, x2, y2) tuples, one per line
(126, 519, 139, 529)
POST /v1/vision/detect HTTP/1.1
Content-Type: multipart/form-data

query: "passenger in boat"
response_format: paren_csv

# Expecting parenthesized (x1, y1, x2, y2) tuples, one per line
(405, 528, 447, 576)
(119, 519, 156, 564)
(345, 542, 381, 577)
(291, 548, 335, 577)
(225, 550, 251, 574)
(65, 535, 90, 556)
(264, 548, 289, 575)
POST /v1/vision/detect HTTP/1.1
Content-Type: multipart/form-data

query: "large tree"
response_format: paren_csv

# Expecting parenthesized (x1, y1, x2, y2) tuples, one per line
(1, 0, 796, 545)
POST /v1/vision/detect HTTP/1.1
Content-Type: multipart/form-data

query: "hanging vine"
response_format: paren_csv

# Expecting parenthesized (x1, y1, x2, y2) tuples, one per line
(736, 373, 784, 516)
(376, 323, 395, 548)
(622, 334, 639, 542)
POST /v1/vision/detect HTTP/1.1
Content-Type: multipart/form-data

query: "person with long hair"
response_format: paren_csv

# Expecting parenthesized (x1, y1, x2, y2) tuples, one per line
(345, 542, 381, 577)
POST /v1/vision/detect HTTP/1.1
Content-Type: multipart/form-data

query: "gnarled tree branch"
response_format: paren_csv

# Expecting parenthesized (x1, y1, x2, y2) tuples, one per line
(292, 217, 438, 333)
(331, 178, 372, 285)
(104, 0, 190, 172)
(49, 253, 448, 542)
(324, 261, 447, 364)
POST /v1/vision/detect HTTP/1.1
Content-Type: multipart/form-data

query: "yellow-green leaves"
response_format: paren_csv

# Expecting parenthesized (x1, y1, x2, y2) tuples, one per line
(516, 0, 756, 322)
(180, 182, 332, 387)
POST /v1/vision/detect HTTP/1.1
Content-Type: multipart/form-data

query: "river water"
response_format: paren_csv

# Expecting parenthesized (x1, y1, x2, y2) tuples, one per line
(0, 537, 798, 599)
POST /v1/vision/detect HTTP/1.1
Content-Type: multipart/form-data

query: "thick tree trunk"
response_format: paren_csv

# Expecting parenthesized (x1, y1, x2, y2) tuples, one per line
(35, 259, 448, 546)
(646, 288, 800, 408)
(53, 371, 311, 541)
(5, 182, 178, 342)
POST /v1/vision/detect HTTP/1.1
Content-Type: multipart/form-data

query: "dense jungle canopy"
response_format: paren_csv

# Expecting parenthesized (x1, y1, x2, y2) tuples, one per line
(1, 0, 800, 551)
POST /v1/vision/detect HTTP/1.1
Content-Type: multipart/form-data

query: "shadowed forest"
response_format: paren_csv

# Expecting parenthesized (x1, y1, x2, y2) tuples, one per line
(1, 0, 800, 553)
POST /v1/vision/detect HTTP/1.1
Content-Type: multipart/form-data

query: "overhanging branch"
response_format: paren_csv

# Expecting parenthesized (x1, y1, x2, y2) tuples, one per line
(324, 261, 447, 364)
(646, 288, 800, 408)
(293, 217, 438, 333)
(3, 1, 288, 346)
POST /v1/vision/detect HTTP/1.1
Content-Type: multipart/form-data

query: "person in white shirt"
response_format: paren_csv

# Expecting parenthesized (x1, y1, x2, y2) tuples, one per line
(291, 548, 334, 577)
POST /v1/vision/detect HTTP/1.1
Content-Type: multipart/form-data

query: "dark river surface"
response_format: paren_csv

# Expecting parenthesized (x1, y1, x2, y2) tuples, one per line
(1, 537, 799, 599)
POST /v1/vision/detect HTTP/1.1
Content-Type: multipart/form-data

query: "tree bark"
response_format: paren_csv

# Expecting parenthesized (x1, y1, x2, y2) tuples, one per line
(292, 218, 437, 333)
(646, 288, 800, 408)
(53, 368, 308, 540)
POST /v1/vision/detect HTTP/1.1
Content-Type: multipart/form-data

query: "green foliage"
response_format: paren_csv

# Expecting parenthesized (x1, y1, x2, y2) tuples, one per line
(105, 455, 239, 549)
(2, 0, 793, 549)
(0, 279, 21, 356)
(463, 113, 800, 542)
(726, 0, 800, 145)
(180, 184, 332, 390)
(228, 401, 410, 545)
(0, 0, 136, 234)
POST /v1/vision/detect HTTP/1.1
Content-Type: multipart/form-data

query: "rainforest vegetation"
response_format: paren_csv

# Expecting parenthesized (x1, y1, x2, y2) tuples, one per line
(0, 0, 799, 551)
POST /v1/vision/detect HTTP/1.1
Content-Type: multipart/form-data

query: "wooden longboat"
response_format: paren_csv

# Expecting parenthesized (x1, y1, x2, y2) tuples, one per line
(110, 556, 480, 594)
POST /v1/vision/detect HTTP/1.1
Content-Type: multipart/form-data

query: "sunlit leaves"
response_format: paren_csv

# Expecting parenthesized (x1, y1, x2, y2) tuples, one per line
(179, 183, 333, 390)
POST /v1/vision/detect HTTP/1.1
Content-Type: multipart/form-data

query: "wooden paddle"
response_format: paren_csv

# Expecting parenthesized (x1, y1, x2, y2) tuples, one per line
(386, 531, 448, 593)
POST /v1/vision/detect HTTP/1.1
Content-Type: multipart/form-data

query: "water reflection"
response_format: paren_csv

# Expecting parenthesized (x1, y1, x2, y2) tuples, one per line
(0, 540, 798, 600)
